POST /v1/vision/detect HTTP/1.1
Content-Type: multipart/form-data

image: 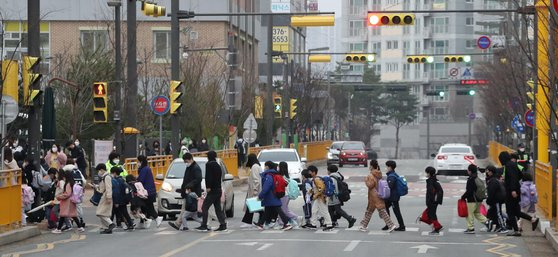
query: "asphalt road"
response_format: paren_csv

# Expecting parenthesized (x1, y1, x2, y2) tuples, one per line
(1, 159, 556, 257)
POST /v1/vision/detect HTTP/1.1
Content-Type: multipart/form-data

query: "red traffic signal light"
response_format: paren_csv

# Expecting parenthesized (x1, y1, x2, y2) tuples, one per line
(94, 82, 107, 96)
(368, 14, 380, 26)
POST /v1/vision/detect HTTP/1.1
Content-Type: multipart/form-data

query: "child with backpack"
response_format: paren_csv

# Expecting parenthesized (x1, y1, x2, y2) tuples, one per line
(385, 160, 407, 231)
(63, 162, 85, 227)
(485, 165, 507, 233)
(254, 161, 293, 231)
(419, 167, 444, 234)
(302, 165, 334, 231)
(110, 167, 134, 231)
(519, 173, 537, 230)
(359, 160, 395, 232)
(276, 162, 300, 227)
(461, 164, 489, 234)
(301, 169, 313, 227)
(125, 175, 150, 227)
(326, 165, 356, 228)
(52, 170, 85, 233)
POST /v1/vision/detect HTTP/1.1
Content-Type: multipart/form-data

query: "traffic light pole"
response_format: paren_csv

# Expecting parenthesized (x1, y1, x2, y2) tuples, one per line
(110, 1, 123, 154)
(265, 15, 274, 146)
(170, 0, 180, 157)
(27, 0, 41, 170)
(124, 0, 138, 158)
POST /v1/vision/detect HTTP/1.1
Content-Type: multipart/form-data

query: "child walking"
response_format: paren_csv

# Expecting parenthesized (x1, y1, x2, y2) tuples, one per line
(358, 160, 395, 232)
(125, 175, 150, 227)
(179, 185, 202, 231)
(420, 167, 444, 234)
(303, 165, 334, 231)
(519, 173, 538, 230)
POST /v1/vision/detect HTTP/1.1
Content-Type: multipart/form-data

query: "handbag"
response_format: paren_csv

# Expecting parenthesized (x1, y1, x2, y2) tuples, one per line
(197, 194, 205, 213)
(479, 203, 487, 217)
(90, 191, 102, 206)
(245, 197, 264, 213)
(457, 199, 468, 218)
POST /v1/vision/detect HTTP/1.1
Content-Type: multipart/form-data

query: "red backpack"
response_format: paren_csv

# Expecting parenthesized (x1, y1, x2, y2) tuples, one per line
(272, 173, 287, 198)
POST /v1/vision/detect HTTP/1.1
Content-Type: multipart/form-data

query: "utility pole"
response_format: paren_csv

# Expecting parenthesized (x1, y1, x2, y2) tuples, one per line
(265, 15, 274, 145)
(170, 0, 180, 157)
(124, 0, 138, 158)
(108, 0, 122, 154)
(282, 56, 290, 147)
(27, 0, 41, 169)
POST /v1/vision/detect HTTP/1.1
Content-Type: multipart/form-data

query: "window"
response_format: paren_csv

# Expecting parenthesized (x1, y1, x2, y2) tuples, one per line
(371, 26, 381, 36)
(153, 30, 171, 60)
(386, 40, 399, 50)
(349, 42, 367, 52)
(371, 64, 381, 73)
(433, 63, 448, 79)
(433, 0, 447, 10)
(403, 0, 411, 10)
(466, 17, 474, 26)
(2, 22, 50, 73)
(349, 20, 365, 37)
(403, 63, 410, 80)
(403, 26, 411, 35)
(415, 40, 421, 52)
(432, 85, 449, 102)
(466, 40, 476, 49)
(353, 64, 365, 73)
(80, 30, 108, 52)
(349, 0, 367, 15)
(414, 64, 421, 79)
(386, 62, 399, 72)
(432, 107, 449, 120)
(403, 41, 410, 55)
(431, 17, 449, 34)
(432, 40, 449, 54)
(371, 0, 381, 11)
(386, 0, 399, 5)
(371, 41, 381, 57)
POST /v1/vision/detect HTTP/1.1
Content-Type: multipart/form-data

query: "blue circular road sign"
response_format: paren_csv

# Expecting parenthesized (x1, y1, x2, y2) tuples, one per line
(151, 95, 170, 116)
(477, 36, 491, 50)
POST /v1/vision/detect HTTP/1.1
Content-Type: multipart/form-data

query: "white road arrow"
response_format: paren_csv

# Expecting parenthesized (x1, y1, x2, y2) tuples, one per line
(236, 242, 258, 246)
(411, 245, 438, 254)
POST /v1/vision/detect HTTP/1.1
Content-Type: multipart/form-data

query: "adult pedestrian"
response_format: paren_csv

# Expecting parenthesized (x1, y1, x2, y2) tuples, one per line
(66, 139, 87, 175)
(137, 155, 163, 228)
(45, 144, 67, 170)
(241, 153, 263, 227)
(93, 164, 115, 234)
(461, 164, 489, 234)
(327, 165, 356, 228)
(485, 165, 507, 233)
(199, 138, 210, 152)
(358, 160, 395, 232)
(196, 151, 228, 232)
(254, 161, 293, 231)
(3, 147, 19, 170)
(516, 143, 530, 171)
(499, 151, 539, 236)
(234, 138, 247, 168)
(277, 162, 299, 227)
(52, 170, 85, 234)
(384, 160, 405, 231)
(421, 166, 444, 234)
(106, 152, 128, 177)
(169, 153, 203, 230)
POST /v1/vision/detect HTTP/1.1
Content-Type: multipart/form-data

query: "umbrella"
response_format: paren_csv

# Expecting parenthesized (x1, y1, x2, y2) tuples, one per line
(26, 200, 57, 214)
(42, 87, 56, 150)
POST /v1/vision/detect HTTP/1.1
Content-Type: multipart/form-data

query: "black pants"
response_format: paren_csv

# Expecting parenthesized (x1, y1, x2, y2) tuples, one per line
(328, 204, 351, 223)
(58, 217, 83, 230)
(386, 200, 405, 227)
(201, 191, 226, 226)
(141, 194, 158, 220)
(242, 208, 263, 225)
(426, 203, 438, 220)
(114, 204, 133, 226)
(488, 203, 506, 229)
(506, 199, 532, 232)
(257, 206, 289, 226)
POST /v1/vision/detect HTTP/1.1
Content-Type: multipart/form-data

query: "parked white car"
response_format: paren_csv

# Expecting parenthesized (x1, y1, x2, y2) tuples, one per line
(257, 148, 306, 183)
(157, 157, 235, 219)
(432, 144, 478, 176)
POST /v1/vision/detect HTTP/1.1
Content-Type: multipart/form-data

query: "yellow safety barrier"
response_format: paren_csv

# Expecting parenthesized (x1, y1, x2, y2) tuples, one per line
(535, 161, 553, 219)
(0, 169, 22, 232)
(124, 155, 173, 192)
(488, 140, 514, 166)
(192, 150, 239, 177)
(298, 141, 332, 163)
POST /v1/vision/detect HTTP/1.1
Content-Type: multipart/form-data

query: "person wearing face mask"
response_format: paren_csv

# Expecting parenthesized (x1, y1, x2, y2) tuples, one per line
(66, 140, 87, 175)
(169, 153, 203, 230)
(516, 143, 530, 172)
(106, 152, 128, 178)
(198, 138, 210, 152)
(137, 155, 163, 228)
(45, 144, 67, 170)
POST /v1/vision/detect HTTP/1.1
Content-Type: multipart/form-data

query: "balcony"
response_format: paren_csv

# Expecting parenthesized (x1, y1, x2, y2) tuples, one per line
(422, 28, 432, 39)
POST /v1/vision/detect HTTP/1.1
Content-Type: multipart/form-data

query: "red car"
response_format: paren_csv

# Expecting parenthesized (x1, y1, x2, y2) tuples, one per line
(338, 141, 368, 167)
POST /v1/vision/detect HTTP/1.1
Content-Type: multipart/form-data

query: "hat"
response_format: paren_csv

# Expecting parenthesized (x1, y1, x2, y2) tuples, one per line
(518, 143, 524, 148)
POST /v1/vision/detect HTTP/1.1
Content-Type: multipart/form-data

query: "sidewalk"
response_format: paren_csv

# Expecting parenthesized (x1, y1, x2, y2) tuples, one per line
(0, 226, 40, 247)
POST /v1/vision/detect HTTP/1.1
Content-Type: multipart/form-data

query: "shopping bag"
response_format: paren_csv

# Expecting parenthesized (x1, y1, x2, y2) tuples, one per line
(245, 197, 264, 213)
(479, 203, 487, 217)
(457, 199, 468, 218)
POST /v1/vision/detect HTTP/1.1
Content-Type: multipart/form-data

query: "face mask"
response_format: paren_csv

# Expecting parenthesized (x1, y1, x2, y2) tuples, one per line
(113, 159, 120, 165)
(75, 141, 80, 146)
(202, 140, 207, 143)
(519, 148, 525, 152)
(52, 147, 58, 152)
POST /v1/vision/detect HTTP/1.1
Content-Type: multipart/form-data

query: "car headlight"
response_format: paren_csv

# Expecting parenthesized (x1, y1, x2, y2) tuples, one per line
(161, 182, 173, 192)
(327, 152, 333, 159)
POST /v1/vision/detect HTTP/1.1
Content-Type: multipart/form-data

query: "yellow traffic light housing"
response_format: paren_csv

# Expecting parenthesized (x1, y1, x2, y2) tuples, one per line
(291, 15, 335, 27)
(308, 55, 332, 63)
(367, 13, 414, 26)
(526, 92, 534, 101)
(345, 54, 376, 63)
(443, 55, 471, 63)
(406, 55, 434, 64)
(289, 99, 297, 120)
(273, 96, 282, 118)
(93, 82, 108, 123)
(22, 56, 42, 106)
(143, 2, 166, 17)
(1, 60, 19, 102)
(170, 80, 183, 114)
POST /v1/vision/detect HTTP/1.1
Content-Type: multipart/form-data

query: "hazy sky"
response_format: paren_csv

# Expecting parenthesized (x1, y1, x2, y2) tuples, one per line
(318, 0, 342, 17)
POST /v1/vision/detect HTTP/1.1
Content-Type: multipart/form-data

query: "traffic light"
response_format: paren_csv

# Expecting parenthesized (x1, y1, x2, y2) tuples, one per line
(291, 15, 335, 27)
(22, 56, 42, 106)
(457, 89, 476, 96)
(93, 82, 108, 123)
(142, 1, 166, 17)
(406, 55, 434, 64)
(308, 55, 332, 63)
(345, 54, 376, 63)
(170, 80, 183, 114)
(443, 55, 471, 63)
(289, 99, 297, 119)
(273, 96, 282, 118)
(367, 13, 415, 26)
(426, 91, 445, 97)
(1, 60, 19, 102)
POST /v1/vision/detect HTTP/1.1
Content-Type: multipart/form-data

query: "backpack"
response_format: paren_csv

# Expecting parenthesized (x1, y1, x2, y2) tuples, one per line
(134, 182, 149, 199)
(70, 169, 85, 186)
(70, 184, 84, 204)
(496, 180, 506, 203)
(377, 179, 391, 200)
(272, 173, 288, 198)
(286, 178, 301, 200)
(321, 176, 336, 197)
(474, 177, 487, 201)
(388, 173, 408, 197)
(21, 184, 35, 207)
(120, 178, 133, 204)
(332, 176, 351, 202)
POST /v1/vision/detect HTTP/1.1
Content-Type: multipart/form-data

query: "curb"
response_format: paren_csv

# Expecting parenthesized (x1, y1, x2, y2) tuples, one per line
(0, 226, 41, 247)
(544, 227, 558, 253)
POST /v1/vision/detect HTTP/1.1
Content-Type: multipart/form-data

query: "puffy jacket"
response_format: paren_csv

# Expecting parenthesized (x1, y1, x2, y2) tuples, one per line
(365, 169, 385, 210)
(426, 176, 443, 206)
(258, 170, 282, 207)
(111, 176, 126, 205)
(205, 160, 222, 192)
(486, 176, 505, 205)
(138, 165, 156, 196)
(520, 181, 536, 209)
(461, 174, 480, 203)
(181, 161, 203, 197)
(386, 171, 400, 202)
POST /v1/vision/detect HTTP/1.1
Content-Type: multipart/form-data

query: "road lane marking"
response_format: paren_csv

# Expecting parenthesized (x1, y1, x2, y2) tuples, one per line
(411, 244, 438, 254)
(261, 230, 284, 233)
(155, 231, 179, 235)
(406, 227, 419, 232)
(159, 233, 216, 257)
(343, 240, 360, 252)
(483, 236, 520, 257)
(449, 228, 464, 233)
(256, 243, 273, 251)
(421, 231, 444, 236)
(368, 231, 389, 235)
(315, 229, 339, 234)
(204, 238, 491, 246)
(1, 233, 86, 257)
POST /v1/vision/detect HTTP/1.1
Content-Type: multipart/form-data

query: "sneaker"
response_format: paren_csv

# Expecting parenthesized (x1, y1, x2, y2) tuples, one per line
(100, 229, 112, 234)
(52, 229, 62, 234)
(499, 229, 509, 234)
(125, 223, 136, 231)
(394, 226, 406, 232)
(281, 224, 293, 231)
(144, 219, 153, 229)
(168, 222, 180, 231)
(381, 225, 389, 231)
(464, 228, 475, 234)
(323, 226, 335, 232)
(331, 222, 339, 228)
(180, 227, 189, 231)
(484, 221, 491, 230)
(107, 223, 116, 232)
(254, 223, 264, 230)
(348, 217, 357, 229)
(303, 224, 317, 230)
(387, 225, 397, 233)
(156, 216, 164, 228)
(506, 231, 522, 237)
(214, 225, 228, 232)
(61, 225, 72, 232)
(531, 218, 540, 231)
(358, 226, 368, 232)
(195, 225, 210, 232)
(429, 229, 439, 235)
(77, 227, 85, 233)
(240, 223, 254, 229)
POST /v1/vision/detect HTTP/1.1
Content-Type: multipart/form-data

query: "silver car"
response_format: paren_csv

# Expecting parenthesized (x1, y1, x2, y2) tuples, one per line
(327, 141, 345, 166)
(157, 157, 235, 219)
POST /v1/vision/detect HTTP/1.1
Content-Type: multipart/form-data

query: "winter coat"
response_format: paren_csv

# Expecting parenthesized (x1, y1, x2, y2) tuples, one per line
(461, 174, 481, 203)
(364, 169, 385, 210)
(426, 176, 443, 206)
(520, 181, 537, 210)
(138, 165, 156, 196)
(69, 146, 87, 171)
(310, 176, 327, 203)
(486, 176, 505, 205)
(96, 173, 113, 217)
(198, 143, 210, 152)
(258, 170, 282, 207)
(63, 164, 86, 186)
(56, 182, 77, 218)
(45, 151, 67, 170)
(386, 170, 401, 202)
(205, 160, 222, 192)
(503, 161, 522, 202)
(328, 172, 344, 206)
(247, 164, 262, 197)
(3, 159, 18, 170)
(180, 161, 203, 198)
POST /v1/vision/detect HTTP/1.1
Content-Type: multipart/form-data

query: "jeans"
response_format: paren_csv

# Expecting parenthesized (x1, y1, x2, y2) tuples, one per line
(328, 204, 352, 223)
(201, 191, 226, 226)
(386, 200, 405, 228)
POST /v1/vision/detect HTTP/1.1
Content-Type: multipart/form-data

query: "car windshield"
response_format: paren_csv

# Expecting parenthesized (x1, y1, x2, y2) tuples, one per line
(440, 147, 471, 154)
(258, 152, 298, 162)
(165, 161, 207, 179)
(342, 142, 364, 150)
(331, 143, 343, 150)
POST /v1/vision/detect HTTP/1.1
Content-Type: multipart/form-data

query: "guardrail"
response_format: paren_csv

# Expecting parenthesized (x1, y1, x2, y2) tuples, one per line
(0, 169, 22, 232)
(298, 141, 332, 163)
(535, 161, 554, 220)
(488, 140, 514, 166)
(124, 155, 173, 192)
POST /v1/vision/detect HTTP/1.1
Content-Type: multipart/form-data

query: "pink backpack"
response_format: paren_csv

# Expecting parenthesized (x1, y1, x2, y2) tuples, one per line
(134, 182, 148, 199)
(70, 184, 84, 204)
(21, 184, 35, 206)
